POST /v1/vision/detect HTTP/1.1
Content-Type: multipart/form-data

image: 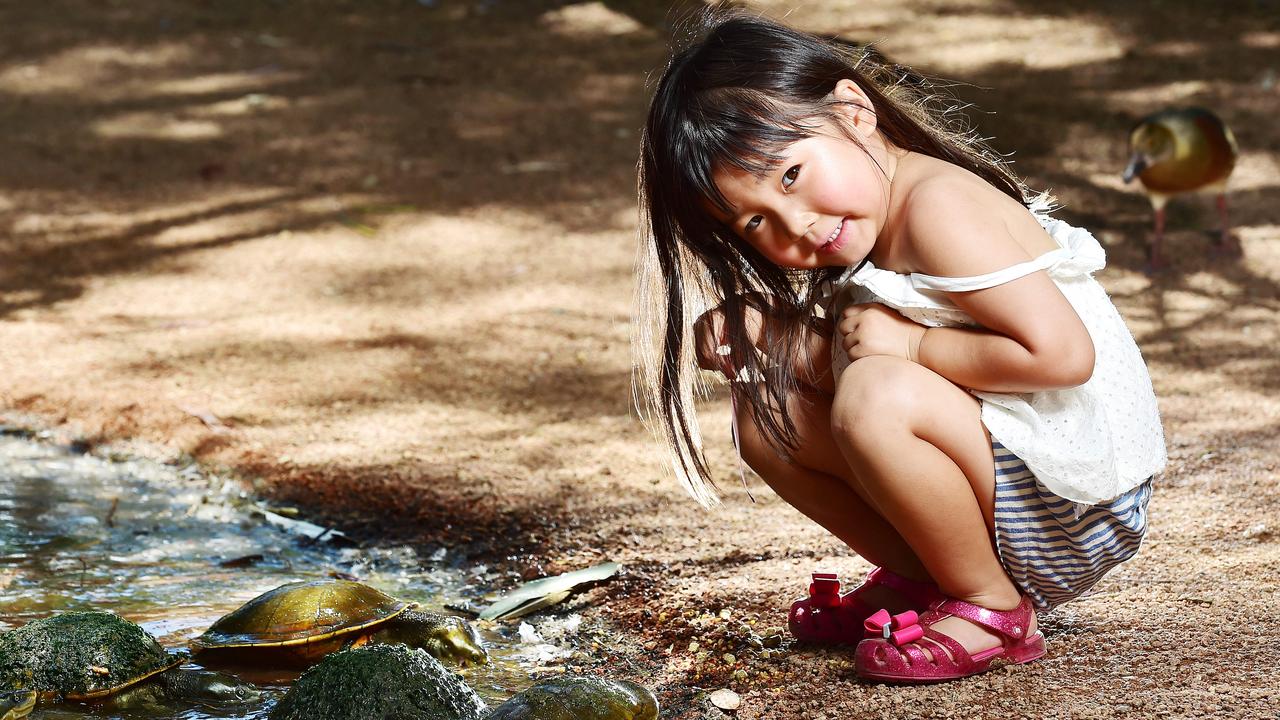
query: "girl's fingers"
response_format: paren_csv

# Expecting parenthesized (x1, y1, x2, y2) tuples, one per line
(715, 345, 737, 380)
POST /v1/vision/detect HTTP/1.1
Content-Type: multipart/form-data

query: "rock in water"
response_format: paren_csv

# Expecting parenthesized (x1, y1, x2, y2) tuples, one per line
(268, 644, 486, 720)
(485, 676, 659, 720)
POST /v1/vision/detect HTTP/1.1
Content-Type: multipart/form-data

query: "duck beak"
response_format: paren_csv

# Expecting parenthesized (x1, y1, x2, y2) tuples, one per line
(1122, 154, 1148, 184)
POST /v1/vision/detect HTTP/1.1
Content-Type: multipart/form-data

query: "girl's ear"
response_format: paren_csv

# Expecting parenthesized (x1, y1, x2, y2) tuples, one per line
(830, 78, 877, 137)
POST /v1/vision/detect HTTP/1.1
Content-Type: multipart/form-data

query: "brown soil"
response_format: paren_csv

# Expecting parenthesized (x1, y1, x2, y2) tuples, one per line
(2, 1, 1278, 718)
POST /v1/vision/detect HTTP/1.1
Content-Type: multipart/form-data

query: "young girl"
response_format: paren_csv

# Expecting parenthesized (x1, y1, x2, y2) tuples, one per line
(634, 12, 1165, 683)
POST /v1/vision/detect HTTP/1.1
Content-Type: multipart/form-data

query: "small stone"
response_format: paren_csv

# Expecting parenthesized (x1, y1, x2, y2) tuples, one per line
(1243, 523, 1270, 540)
(709, 688, 741, 711)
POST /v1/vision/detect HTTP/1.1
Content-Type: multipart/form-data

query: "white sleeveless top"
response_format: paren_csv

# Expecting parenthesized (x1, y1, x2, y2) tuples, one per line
(826, 212, 1167, 505)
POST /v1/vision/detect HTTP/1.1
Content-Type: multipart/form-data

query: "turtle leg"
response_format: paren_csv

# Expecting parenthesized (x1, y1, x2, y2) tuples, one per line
(1210, 193, 1242, 259)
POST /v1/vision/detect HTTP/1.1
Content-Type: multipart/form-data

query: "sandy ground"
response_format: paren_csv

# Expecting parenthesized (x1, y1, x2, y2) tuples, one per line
(1, 1, 1278, 717)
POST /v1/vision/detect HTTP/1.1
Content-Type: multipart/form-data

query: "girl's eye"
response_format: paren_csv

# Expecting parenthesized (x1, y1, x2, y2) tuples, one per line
(782, 165, 801, 188)
(745, 216, 763, 233)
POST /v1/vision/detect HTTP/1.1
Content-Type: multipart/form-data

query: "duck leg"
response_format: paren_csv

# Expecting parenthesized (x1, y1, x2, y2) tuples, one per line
(1146, 206, 1168, 274)
(1210, 193, 1242, 259)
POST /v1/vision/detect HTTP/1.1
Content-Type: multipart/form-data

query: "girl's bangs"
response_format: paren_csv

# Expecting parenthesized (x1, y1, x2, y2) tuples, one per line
(678, 91, 819, 217)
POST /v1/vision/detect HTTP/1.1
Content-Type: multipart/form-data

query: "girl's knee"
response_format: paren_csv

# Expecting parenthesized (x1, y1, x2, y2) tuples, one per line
(830, 356, 923, 444)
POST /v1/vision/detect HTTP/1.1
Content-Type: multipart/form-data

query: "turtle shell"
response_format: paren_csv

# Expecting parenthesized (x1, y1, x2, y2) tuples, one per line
(0, 611, 186, 701)
(192, 580, 413, 650)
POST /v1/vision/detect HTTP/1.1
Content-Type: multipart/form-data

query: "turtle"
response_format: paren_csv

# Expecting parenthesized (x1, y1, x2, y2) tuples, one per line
(484, 676, 660, 720)
(0, 611, 185, 703)
(192, 579, 488, 666)
(0, 611, 258, 718)
(268, 643, 487, 720)
(0, 689, 36, 720)
(102, 668, 261, 711)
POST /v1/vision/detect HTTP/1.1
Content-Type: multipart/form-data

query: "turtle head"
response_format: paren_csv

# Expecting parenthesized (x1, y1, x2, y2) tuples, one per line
(164, 669, 261, 707)
(0, 690, 36, 720)
(416, 616, 489, 667)
(374, 611, 488, 667)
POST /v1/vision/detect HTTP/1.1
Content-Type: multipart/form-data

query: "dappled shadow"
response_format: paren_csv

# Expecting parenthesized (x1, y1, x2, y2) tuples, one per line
(869, 0, 1280, 399)
(0, 0, 683, 319)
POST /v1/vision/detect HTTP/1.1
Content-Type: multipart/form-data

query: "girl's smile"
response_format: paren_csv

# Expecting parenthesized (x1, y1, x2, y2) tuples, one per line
(818, 218, 848, 255)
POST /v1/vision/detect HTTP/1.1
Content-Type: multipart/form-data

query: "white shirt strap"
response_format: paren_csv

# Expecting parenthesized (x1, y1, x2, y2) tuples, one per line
(909, 248, 1072, 292)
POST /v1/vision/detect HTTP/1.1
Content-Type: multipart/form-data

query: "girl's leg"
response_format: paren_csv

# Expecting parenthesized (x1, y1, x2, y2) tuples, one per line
(734, 383, 930, 595)
(830, 356, 1033, 657)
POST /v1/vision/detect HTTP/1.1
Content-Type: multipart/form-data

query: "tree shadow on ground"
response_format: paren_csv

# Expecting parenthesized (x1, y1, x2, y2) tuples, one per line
(0, 0, 682, 318)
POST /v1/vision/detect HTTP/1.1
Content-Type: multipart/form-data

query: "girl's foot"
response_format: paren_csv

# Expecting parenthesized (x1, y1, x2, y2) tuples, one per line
(788, 568, 942, 646)
(921, 591, 1038, 660)
(856, 593, 1044, 683)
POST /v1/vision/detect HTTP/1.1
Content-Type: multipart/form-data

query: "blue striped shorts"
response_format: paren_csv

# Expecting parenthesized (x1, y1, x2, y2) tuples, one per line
(992, 440, 1153, 610)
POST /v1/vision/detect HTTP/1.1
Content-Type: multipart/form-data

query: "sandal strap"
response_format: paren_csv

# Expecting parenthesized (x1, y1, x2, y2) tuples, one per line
(862, 567, 942, 606)
(932, 596, 1033, 642)
(921, 629, 972, 668)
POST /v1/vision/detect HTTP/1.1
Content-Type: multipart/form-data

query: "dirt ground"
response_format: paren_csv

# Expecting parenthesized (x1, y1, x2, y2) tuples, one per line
(2, 0, 1278, 717)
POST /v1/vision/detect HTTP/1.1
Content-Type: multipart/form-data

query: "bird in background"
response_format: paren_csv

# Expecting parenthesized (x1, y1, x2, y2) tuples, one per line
(1122, 107, 1239, 273)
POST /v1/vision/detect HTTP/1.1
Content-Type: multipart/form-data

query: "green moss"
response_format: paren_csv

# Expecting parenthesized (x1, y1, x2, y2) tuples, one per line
(0, 612, 182, 698)
(269, 644, 485, 720)
(486, 677, 660, 720)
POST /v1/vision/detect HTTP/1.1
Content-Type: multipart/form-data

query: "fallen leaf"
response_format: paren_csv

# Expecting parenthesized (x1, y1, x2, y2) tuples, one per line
(478, 561, 620, 621)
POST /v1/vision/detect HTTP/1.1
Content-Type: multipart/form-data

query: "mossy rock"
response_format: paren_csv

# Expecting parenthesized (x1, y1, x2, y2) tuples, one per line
(269, 644, 486, 720)
(485, 676, 659, 720)
(0, 611, 185, 701)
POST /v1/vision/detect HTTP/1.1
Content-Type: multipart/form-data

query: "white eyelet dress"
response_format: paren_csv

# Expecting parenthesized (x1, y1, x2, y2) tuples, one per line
(825, 211, 1167, 609)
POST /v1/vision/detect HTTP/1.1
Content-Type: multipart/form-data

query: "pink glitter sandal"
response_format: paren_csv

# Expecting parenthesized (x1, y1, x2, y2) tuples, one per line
(855, 595, 1046, 683)
(787, 568, 943, 646)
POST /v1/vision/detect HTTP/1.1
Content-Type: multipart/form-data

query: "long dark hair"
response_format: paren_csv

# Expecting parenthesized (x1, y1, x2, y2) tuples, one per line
(634, 10, 1027, 506)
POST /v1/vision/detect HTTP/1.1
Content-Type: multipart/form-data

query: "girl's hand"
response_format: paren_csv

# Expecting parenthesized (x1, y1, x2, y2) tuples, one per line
(694, 304, 764, 380)
(838, 303, 927, 363)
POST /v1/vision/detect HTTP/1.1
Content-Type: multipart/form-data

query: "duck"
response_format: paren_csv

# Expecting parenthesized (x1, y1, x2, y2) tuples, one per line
(1122, 107, 1239, 272)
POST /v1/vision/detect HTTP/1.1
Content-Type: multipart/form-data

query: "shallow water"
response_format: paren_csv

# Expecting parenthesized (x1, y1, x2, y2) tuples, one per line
(0, 430, 546, 718)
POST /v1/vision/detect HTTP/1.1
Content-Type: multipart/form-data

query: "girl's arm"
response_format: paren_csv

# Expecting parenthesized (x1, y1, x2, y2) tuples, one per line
(696, 301, 837, 394)
(892, 183, 1094, 393)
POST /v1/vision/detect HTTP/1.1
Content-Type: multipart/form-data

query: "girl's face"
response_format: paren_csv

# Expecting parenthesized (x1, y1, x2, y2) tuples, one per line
(709, 85, 895, 270)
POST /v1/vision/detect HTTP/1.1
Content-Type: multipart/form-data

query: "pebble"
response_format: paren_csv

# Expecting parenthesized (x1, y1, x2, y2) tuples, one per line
(710, 688, 741, 711)
(1243, 523, 1270, 540)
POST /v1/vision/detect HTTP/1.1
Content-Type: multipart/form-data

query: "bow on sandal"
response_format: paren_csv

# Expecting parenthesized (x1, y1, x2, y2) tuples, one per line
(855, 595, 1046, 683)
(788, 568, 942, 646)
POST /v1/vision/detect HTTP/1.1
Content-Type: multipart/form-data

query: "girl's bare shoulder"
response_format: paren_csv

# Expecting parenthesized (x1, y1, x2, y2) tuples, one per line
(895, 158, 1055, 278)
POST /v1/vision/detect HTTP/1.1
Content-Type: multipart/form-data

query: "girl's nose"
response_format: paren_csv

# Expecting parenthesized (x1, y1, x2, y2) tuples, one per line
(781, 210, 815, 244)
